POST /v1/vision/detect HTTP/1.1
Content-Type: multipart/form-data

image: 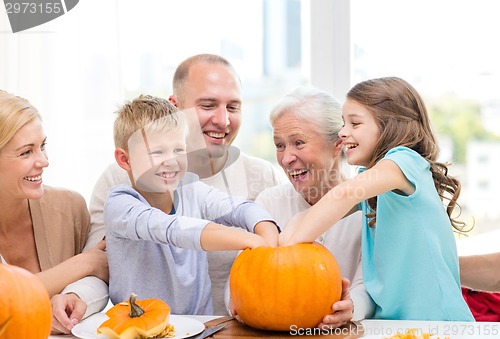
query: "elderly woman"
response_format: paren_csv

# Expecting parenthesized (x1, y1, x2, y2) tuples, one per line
(255, 86, 375, 328)
(0, 90, 108, 334)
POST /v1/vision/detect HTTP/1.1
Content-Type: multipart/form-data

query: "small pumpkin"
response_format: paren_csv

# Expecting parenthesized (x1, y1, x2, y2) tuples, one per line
(230, 243, 342, 331)
(98, 293, 173, 339)
(0, 264, 52, 339)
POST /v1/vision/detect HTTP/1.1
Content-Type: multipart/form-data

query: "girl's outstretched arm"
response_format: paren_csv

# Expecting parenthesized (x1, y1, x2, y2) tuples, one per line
(279, 160, 414, 246)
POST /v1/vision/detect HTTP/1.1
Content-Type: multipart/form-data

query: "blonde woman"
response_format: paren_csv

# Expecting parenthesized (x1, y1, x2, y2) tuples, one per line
(0, 90, 108, 334)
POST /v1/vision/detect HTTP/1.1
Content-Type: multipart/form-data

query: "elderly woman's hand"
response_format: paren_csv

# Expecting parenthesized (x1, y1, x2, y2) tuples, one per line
(317, 278, 354, 330)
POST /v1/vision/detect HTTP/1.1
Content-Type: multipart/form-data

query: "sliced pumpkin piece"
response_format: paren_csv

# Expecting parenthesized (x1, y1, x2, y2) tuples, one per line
(98, 293, 174, 339)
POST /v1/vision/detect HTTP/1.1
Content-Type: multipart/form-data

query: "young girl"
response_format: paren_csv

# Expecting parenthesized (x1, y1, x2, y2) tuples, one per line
(279, 77, 474, 321)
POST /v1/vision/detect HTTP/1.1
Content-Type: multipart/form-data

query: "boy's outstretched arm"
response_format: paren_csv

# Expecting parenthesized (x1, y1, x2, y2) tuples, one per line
(200, 222, 269, 251)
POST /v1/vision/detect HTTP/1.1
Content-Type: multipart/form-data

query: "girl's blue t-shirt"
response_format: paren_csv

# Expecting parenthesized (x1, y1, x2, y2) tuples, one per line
(359, 146, 474, 321)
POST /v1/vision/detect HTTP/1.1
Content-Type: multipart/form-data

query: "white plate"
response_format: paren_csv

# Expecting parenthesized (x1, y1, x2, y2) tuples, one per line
(72, 313, 205, 339)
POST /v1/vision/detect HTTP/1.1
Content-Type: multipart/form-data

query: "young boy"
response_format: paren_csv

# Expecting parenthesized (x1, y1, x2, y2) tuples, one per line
(104, 95, 278, 315)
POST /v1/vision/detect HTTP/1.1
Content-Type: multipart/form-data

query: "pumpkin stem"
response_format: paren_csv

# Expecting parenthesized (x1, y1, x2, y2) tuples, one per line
(128, 293, 145, 318)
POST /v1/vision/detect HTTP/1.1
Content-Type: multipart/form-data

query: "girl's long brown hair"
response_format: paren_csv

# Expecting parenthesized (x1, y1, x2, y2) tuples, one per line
(347, 77, 468, 232)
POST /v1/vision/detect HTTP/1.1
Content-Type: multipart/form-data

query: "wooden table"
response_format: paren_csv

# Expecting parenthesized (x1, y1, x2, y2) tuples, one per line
(194, 317, 500, 338)
(48, 315, 217, 339)
(201, 316, 362, 338)
(51, 315, 500, 338)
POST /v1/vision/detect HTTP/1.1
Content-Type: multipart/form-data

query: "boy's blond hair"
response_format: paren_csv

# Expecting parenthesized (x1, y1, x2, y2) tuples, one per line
(113, 95, 186, 151)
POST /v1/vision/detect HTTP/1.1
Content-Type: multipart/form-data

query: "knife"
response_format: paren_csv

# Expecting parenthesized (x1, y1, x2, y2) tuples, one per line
(190, 323, 228, 339)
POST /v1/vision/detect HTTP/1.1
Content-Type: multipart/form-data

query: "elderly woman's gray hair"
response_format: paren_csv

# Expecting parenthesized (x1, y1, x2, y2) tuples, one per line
(269, 86, 343, 143)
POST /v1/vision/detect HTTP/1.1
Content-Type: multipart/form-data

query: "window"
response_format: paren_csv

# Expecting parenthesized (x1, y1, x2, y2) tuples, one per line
(2, 1, 499, 254)
(0, 0, 309, 201)
(348, 0, 500, 253)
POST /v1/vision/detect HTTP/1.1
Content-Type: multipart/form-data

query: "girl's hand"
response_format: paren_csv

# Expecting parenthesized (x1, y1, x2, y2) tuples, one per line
(279, 209, 308, 246)
(317, 278, 354, 329)
(278, 227, 295, 246)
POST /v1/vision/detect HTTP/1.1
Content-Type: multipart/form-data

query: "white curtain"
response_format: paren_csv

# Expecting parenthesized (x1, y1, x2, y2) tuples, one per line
(1, 0, 123, 201)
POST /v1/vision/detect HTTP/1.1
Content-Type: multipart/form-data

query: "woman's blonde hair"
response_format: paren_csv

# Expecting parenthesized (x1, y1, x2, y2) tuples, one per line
(0, 90, 42, 150)
(347, 77, 467, 232)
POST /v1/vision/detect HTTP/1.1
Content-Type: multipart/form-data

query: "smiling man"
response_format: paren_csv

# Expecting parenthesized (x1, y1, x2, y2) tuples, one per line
(168, 55, 243, 179)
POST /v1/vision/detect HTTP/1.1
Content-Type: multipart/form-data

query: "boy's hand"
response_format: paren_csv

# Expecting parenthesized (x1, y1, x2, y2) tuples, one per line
(247, 233, 270, 249)
(254, 221, 279, 247)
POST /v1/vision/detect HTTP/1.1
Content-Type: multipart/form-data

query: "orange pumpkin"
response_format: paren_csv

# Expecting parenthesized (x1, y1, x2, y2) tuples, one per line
(98, 293, 173, 339)
(230, 243, 342, 331)
(0, 264, 52, 339)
